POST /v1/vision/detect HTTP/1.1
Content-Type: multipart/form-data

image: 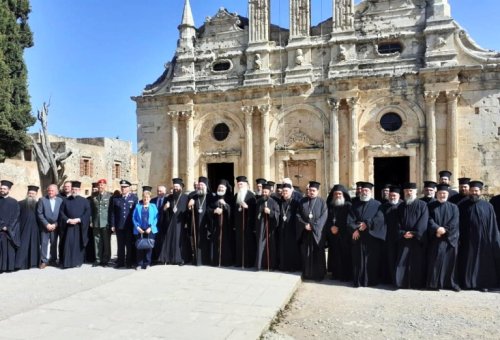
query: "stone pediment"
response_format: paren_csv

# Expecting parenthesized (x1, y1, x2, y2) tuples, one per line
(275, 128, 324, 150)
(202, 8, 245, 37)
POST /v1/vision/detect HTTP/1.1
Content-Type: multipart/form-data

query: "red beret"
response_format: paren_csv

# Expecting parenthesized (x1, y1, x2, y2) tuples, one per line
(97, 179, 107, 184)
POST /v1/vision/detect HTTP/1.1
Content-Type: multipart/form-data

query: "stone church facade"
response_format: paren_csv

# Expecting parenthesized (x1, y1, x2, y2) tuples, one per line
(133, 0, 500, 195)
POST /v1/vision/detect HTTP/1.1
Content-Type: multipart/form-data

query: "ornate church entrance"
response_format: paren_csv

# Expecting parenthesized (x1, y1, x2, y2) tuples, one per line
(374, 157, 410, 200)
(207, 163, 234, 191)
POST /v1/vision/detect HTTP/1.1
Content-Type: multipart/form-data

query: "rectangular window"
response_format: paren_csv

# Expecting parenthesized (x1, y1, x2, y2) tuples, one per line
(80, 157, 93, 177)
(113, 162, 121, 179)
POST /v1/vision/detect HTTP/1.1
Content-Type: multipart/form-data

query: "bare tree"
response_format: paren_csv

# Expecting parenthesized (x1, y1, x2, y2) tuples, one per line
(30, 101, 73, 188)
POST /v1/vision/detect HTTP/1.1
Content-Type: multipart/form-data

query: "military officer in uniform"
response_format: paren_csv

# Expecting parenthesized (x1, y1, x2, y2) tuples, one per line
(110, 180, 138, 268)
(90, 179, 112, 267)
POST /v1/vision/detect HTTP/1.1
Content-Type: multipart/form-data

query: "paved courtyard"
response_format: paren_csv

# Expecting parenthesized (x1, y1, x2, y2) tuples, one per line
(0, 264, 300, 340)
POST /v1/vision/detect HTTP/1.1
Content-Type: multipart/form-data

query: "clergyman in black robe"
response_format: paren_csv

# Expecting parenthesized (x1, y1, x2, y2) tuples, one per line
(255, 184, 280, 271)
(426, 184, 460, 291)
(395, 183, 429, 289)
(158, 178, 190, 265)
(58, 181, 91, 269)
(15, 186, 41, 270)
(0, 180, 20, 273)
(278, 183, 301, 272)
(209, 180, 234, 267)
(448, 177, 470, 205)
(296, 181, 328, 281)
(325, 184, 353, 282)
(457, 181, 500, 291)
(379, 186, 403, 285)
(490, 194, 500, 233)
(234, 176, 257, 268)
(348, 182, 386, 287)
(420, 181, 437, 205)
(187, 177, 215, 266)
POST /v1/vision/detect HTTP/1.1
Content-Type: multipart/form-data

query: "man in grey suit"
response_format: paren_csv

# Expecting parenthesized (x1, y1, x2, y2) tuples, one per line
(36, 184, 63, 268)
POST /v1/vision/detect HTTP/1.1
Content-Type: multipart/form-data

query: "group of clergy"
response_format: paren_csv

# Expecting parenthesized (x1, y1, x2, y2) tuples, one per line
(1, 171, 500, 293)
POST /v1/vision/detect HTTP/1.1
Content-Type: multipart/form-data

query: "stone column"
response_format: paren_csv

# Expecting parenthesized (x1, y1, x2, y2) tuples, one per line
(334, 0, 354, 31)
(242, 106, 254, 184)
(327, 98, 340, 185)
(290, 0, 310, 39)
(259, 105, 271, 180)
(424, 91, 438, 180)
(183, 110, 195, 188)
(348, 97, 359, 187)
(446, 91, 459, 186)
(249, 0, 270, 43)
(168, 111, 179, 178)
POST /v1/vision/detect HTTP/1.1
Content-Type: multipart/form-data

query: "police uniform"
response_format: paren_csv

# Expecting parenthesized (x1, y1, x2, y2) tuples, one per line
(110, 180, 138, 268)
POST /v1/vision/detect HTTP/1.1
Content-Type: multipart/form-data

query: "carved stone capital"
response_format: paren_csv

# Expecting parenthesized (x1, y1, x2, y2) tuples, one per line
(347, 96, 359, 107)
(424, 91, 439, 103)
(241, 106, 254, 116)
(179, 110, 195, 120)
(446, 90, 460, 102)
(167, 111, 179, 120)
(257, 104, 271, 115)
(327, 98, 340, 111)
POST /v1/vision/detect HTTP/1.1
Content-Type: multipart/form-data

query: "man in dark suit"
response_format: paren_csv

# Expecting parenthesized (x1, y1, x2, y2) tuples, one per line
(110, 180, 138, 268)
(36, 184, 63, 268)
(151, 185, 168, 262)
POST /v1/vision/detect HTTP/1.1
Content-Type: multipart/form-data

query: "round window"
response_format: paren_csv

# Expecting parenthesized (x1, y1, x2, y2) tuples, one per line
(213, 123, 230, 141)
(380, 113, 403, 132)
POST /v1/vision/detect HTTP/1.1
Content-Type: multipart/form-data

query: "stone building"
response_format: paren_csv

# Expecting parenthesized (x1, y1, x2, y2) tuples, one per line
(133, 0, 500, 196)
(1, 134, 137, 199)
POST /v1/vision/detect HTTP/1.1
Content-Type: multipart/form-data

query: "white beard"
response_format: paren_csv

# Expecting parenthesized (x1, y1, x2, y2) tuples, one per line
(360, 194, 371, 202)
(389, 199, 399, 205)
(405, 195, 417, 204)
(236, 189, 248, 205)
(334, 197, 345, 207)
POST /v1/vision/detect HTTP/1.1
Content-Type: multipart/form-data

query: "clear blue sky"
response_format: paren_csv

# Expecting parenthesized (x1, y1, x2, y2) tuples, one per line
(25, 0, 500, 151)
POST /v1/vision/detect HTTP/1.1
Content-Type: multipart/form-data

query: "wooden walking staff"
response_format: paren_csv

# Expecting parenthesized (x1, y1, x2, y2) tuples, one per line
(218, 201, 223, 267)
(265, 201, 270, 272)
(191, 208, 198, 266)
(242, 205, 245, 269)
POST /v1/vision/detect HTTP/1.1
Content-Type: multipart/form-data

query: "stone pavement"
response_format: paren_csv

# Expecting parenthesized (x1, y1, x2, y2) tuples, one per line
(0, 264, 301, 339)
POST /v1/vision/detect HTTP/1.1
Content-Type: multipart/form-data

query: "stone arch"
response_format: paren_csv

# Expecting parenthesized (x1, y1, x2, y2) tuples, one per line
(360, 95, 425, 129)
(193, 110, 244, 145)
(270, 103, 330, 140)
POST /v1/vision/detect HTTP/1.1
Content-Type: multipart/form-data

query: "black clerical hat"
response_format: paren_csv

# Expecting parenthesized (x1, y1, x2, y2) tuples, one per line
(120, 179, 131, 187)
(27, 185, 39, 192)
(255, 178, 266, 185)
(360, 182, 374, 190)
(332, 184, 347, 193)
(276, 184, 283, 189)
(436, 184, 450, 192)
(309, 181, 320, 189)
(381, 183, 392, 189)
(71, 181, 82, 188)
(267, 181, 275, 187)
(389, 186, 401, 194)
(439, 170, 452, 179)
(91, 182, 98, 188)
(402, 182, 417, 189)
(423, 181, 438, 188)
(262, 183, 272, 190)
(0, 180, 13, 189)
(236, 176, 248, 183)
(469, 180, 484, 189)
(198, 177, 209, 186)
(172, 178, 183, 185)
(142, 186, 153, 193)
(458, 177, 471, 185)
(355, 181, 364, 188)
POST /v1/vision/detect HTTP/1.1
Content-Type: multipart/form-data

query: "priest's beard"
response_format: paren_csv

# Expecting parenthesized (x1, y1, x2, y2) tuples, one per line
(217, 189, 226, 197)
(405, 194, 417, 204)
(437, 197, 447, 203)
(27, 197, 37, 209)
(389, 199, 399, 205)
(359, 193, 371, 202)
(236, 188, 248, 205)
(173, 189, 181, 199)
(470, 194, 480, 202)
(197, 188, 207, 196)
(334, 197, 345, 206)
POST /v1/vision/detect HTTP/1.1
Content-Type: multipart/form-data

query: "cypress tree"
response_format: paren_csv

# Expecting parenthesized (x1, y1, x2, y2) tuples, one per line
(0, 0, 35, 161)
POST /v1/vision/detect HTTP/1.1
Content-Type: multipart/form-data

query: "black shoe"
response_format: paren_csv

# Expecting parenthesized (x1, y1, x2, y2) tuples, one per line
(178, 261, 185, 266)
(92, 262, 100, 267)
(480, 288, 488, 293)
(114, 263, 124, 269)
(101, 263, 108, 268)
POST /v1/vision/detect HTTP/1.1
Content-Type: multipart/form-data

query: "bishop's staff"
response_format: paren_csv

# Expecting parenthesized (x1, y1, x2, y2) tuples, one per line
(265, 201, 270, 272)
(190, 207, 198, 266)
(242, 206, 245, 269)
(218, 199, 224, 267)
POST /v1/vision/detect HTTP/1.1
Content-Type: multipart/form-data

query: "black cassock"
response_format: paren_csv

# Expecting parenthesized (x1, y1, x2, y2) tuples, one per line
(490, 195, 500, 232)
(296, 196, 328, 281)
(255, 197, 280, 271)
(395, 200, 429, 289)
(158, 193, 189, 265)
(380, 201, 402, 285)
(0, 196, 20, 272)
(348, 199, 386, 287)
(209, 194, 234, 267)
(58, 195, 91, 268)
(234, 191, 257, 268)
(188, 193, 216, 266)
(278, 196, 301, 272)
(457, 198, 500, 290)
(325, 201, 353, 282)
(15, 199, 40, 270)
(426, 200, 460, 290)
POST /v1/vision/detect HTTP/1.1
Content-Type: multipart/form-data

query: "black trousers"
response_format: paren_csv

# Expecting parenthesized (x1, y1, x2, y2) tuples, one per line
(115, 228, 135, 267)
